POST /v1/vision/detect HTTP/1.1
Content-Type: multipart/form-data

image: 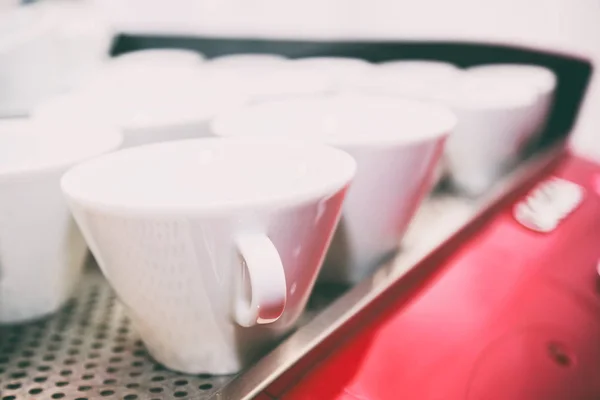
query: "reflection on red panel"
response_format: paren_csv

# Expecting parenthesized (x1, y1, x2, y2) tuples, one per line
(277, 153, 600, 400)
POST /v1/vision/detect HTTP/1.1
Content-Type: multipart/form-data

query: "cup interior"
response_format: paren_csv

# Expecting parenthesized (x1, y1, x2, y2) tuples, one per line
(0, 118, 122, 177)
(61, 138, 356, 213)
(212, 93, 457, 147)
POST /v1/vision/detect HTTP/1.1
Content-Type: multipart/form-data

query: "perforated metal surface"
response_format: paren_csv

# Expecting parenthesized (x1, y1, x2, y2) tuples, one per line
(0, 269, 232, 400)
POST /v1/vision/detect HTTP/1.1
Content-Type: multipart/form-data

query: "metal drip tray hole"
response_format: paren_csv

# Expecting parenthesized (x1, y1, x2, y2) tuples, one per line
(0, 270, 232, 399)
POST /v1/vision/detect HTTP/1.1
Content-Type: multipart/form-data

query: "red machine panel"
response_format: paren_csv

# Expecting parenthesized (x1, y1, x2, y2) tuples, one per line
(264, 152, 600, 400)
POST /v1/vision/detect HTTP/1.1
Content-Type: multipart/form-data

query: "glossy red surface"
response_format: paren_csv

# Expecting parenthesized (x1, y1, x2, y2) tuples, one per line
(260, 152, 600, 400)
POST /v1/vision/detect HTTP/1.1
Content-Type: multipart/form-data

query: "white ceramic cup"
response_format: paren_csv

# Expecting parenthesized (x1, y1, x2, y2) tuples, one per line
(61, 137, 355, 374)
(37, 0, 115, 92)
(379, 59, 461, 75)
(436, 75, 539, 196)
(466, 63, 557, 146)
(352, 60, 462, 186)
(0, 1, 114, 115)
(0, 118, 123, 324)
(83, 49, 206, 91)
(34, 65, 248, 148)
(204, 61, 332, 103)
(212, 93, 457, 284)
(352, 59, 462, 100)
(0, 5, 61, 117)
(208, 53, 286, 67)
(293, 56, 373, 90)
(109, 48, 205, 69)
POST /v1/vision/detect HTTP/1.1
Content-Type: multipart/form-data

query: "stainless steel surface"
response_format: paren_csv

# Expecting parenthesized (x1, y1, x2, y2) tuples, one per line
(0, 272, 232, 400)
(0, 146, 564, 400)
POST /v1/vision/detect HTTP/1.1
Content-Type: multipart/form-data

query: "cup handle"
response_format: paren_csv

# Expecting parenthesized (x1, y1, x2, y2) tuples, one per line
(233, 233, 287, 327)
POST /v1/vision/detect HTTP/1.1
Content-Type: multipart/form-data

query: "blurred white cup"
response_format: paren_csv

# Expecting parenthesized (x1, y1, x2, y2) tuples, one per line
(212, 93, 456, 284)
(61, 137, 355, 373)
(0, 117, 122, 324)
(108, 48, 205, 69)
(379, 59, 461, 75)
(37, 0, 115, 91)
(436, 75, 539, 196)
(293, 56, 373, 90)
(466, 63, 557, 147)
(351, 60, 463, 186)
(352, 59, 462, 100)
(0, 5, 60, 117)
(208, 53, 286, 67)
(82, 48, 205, 94)
(204, 61, 332, 104)
(34, 64, 248, 148)
(0, 1, 114, 116)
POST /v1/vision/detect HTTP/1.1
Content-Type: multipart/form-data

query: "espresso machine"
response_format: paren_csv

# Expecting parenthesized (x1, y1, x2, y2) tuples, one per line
(1, 0, 599, 399)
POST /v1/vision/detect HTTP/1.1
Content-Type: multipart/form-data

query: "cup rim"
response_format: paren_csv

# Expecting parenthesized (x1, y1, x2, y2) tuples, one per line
(0, 118, 123, 181)
(211, 93, 457, 149)
(61, 137, 357, 216)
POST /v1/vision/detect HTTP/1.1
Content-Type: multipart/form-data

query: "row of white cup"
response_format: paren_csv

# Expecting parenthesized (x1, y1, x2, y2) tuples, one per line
(0, 93, 454, 374)
(0, 50, 556, 373)
(31, 49, 557, 195)
(0, 0, 556, 192)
